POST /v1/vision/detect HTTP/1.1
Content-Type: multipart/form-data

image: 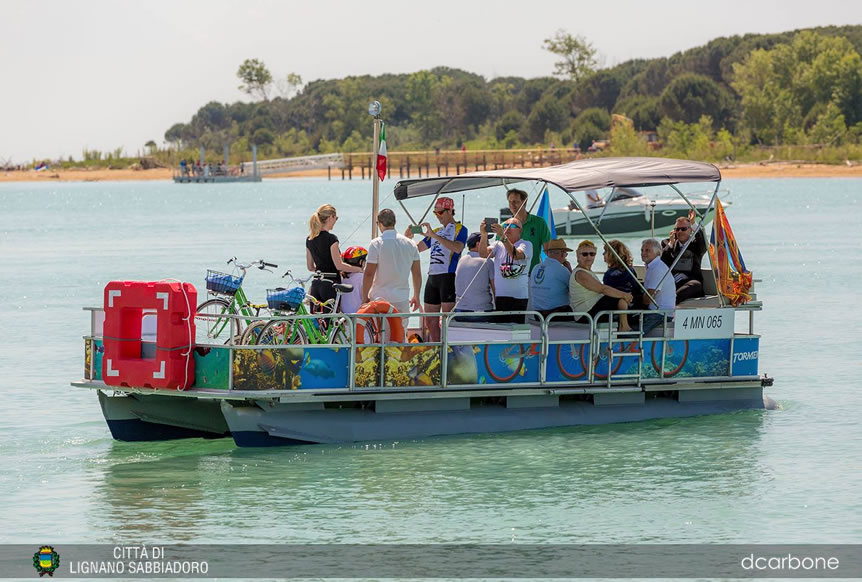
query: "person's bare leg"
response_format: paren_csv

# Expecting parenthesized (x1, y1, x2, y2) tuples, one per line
(617, 299, 631, 332)
(424, 303, 442, 342)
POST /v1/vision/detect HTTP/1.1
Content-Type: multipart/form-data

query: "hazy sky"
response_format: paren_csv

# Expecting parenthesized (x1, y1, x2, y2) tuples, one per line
(2, 0, 861, 162)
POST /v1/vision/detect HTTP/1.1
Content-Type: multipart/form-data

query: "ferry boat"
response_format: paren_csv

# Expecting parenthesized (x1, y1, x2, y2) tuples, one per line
(74, 157, 774, 447)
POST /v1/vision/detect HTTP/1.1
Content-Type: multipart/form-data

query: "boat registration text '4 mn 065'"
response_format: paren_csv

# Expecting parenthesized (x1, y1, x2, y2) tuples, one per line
(674, 308, 734, 339)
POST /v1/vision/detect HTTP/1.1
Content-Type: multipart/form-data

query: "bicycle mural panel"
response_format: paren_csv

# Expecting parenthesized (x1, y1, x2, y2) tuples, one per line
(546, 342, 589, 382)
(233, 346, 349, 390)
(475, 342, 541, 384)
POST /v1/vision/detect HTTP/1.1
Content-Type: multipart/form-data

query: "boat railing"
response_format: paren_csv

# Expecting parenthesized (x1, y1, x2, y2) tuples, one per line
(84, 303, 761, 391)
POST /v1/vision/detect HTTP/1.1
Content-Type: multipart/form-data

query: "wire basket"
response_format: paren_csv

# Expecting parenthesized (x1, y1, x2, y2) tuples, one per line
(267, 287, 306, 311)
(205, 270, 243, 295)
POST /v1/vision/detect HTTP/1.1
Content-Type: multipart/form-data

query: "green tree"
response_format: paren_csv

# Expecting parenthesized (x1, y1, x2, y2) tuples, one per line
(252, 127, 275, 146)
(659, 74, 735, 128)
(543, 30, 598, 82)
(164, 123, 187, 146)
(526, 96, 569, 143)
(237, 58, 273, 101)
(571, 108, 609, 150)
(808, 102, 847, 144)
(276, 72, 304, 99)
(732, 31, 862, 144)
(613, 95, 661, 131)
(495, 110, 525, 141)
(608, 123, 650, 156)
(406, 70, 443, 141)
(657, 116, 713, 159)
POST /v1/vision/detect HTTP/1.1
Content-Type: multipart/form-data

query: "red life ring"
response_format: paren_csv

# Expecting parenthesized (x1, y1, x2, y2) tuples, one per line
(356, 300, 405, 344)
(102, 281, 197, 390)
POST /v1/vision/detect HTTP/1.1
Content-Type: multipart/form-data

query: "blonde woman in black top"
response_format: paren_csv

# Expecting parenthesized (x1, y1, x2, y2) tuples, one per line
(306, 204, 361, 308)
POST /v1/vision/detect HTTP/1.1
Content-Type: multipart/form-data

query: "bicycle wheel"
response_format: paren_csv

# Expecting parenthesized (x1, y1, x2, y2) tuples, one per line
(329, 317, 353, 345)
(240, 320, 269, 345)
(483, 343, 525, 383)
(195, 298, 237, 342)
(651, 339, 689, 377)
(555, 343, 586, 380)
(260, 319, 308, 346)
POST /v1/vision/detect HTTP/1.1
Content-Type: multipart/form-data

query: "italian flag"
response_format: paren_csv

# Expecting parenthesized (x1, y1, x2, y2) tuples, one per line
(376, 122, 387, 181)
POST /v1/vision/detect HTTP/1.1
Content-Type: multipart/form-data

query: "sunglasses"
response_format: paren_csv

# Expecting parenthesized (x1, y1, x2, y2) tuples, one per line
(433, 209, 450, 215)
(504, 224, 521, 230)
(675, 226, 689, 232)
(580, 251, 596, 257)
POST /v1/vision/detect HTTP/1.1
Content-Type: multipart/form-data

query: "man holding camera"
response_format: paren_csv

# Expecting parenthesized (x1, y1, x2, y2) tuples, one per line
(405, 197, 467, 341)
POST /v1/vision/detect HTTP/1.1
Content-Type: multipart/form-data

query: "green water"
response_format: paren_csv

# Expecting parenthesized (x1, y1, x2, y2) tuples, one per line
(1, 178, 859, 550)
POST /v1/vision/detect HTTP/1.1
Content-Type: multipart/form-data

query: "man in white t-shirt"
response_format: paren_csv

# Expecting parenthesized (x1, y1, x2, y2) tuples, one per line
(639, 238, 676, 335)
(362, 209, 421, 315)
(479, 217, 533, 323)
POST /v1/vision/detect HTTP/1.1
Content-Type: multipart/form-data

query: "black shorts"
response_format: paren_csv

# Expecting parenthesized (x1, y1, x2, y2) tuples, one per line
(424, 273, 456, 305)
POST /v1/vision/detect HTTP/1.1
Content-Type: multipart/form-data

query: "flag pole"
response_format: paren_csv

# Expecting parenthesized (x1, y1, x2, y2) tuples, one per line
(371, 117, 381, 239)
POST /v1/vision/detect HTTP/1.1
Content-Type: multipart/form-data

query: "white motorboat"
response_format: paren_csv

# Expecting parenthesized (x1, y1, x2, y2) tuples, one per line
(552, 187, 723, 239)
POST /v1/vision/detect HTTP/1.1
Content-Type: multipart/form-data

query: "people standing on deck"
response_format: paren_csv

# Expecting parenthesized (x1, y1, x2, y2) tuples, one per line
(339, 246, 367, 314)
(479, 217, 532, 324)
(639, 238, 677, 334)
(405, 196, 467, 342)
(362, 209, 422, 315)
(306, 204, 362, 310)
(661, 209, 707, 303)
(454, 232, 495, 321)
(529, 239, 574, 320)
(569, 240, 633, 331)
(505, 188, 550, 273)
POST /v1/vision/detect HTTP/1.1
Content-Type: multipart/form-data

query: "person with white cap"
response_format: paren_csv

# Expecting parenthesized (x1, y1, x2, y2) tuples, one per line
(405, 196, 467, 341)
(529, 238, 574, 319)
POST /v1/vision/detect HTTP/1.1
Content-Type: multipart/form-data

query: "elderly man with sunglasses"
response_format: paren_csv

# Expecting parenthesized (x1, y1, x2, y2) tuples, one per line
(661, 209, 707, 304)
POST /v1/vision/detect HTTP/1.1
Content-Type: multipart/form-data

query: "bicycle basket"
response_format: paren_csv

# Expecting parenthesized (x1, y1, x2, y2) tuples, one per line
(205, 270, 243, 295)
(267, 287, 306, 310)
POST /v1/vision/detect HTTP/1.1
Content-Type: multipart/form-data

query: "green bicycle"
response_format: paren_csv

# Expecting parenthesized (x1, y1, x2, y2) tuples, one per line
(194, 257, 277, 342)
(241, 270, 354, 346)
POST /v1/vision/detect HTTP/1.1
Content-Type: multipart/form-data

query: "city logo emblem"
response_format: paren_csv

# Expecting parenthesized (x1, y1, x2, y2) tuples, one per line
(33, 546, 60, 577)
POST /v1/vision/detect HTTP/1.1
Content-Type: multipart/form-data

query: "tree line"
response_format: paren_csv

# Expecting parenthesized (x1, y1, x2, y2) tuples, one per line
(161, 25, 862, 164)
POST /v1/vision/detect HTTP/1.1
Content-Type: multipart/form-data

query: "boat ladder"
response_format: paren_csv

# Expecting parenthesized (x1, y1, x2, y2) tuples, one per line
(605, 329, 644, 388)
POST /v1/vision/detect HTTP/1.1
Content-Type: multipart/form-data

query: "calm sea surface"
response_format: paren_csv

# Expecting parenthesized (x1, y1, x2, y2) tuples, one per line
(1, 177, 860, 561)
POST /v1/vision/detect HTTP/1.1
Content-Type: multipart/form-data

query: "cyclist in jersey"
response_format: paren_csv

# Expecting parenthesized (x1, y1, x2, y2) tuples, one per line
(405, 196, 468, 342)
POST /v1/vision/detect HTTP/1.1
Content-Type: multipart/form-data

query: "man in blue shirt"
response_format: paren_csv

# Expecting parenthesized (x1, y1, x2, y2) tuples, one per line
(529, 239, 574, 320)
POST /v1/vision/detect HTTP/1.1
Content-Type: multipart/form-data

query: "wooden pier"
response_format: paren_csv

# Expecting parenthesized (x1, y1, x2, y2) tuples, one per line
(328, 148, 583, 180)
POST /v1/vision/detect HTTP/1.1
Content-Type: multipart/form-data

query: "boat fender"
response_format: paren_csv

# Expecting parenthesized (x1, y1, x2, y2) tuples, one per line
(356, 300, 405, 344)
(102, 280, 197, 390)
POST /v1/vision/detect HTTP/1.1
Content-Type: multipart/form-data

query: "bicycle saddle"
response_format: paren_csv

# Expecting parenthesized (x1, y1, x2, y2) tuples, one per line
(333, 283, 353, 293)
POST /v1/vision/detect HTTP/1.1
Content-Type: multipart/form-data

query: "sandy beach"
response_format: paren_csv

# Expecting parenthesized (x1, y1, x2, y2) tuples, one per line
(2, 162, 862, 183)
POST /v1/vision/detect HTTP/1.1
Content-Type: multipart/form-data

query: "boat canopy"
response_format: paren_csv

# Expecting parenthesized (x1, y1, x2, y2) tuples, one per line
(393, 157, 721, 200)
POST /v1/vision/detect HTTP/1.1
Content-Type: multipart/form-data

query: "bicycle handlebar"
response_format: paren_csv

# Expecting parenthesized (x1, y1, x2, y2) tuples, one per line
(280, 269, 338, 287)
(226, 257, 279, 273)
